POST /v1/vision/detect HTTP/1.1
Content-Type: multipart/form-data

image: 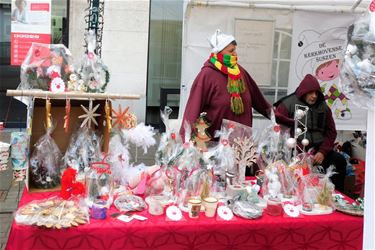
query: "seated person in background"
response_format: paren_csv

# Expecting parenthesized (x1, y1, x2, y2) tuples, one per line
(180, 29, 272, 140)
(274, 74, 346, 193)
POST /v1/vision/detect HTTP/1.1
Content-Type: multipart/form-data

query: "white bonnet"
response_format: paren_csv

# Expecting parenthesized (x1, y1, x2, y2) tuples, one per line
(208, 29, 235, 54)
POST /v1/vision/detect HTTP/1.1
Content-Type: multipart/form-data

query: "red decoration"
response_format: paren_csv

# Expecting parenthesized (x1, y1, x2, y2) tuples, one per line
(227, 121, 236, 129)
(90, 162, 111, 174)
(61, 167, 85, 200)
(370, 0, 375, 12)
(88, 52, 95, 60)
(171, 133, 176, 140)
(51, 71, 60, 79)
(273, 125, 281, 133)
(64, 99, 71, 133)
(221, 139, 229, 146)
(34, 49, 40, 57)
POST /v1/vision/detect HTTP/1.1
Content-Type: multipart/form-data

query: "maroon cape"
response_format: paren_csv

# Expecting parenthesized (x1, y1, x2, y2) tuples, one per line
(180, 60, 272, 141)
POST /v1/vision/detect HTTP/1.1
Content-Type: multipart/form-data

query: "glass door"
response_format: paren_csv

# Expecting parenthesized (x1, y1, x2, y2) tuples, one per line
(146, 0, 183, 129)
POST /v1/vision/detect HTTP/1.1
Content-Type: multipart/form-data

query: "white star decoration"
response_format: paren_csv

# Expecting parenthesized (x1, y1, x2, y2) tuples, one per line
(78, 100, 101, 128)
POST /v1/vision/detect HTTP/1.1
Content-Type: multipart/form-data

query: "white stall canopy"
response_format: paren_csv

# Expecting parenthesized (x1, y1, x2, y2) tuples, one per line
(180, 1, 373, 249)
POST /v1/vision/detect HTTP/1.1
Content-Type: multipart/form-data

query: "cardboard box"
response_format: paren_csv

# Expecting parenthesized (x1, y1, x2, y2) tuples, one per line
(26, 98, 111, 192)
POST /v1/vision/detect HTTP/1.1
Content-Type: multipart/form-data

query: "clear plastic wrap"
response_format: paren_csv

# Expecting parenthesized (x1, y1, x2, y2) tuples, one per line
(211, 126, 235, 178)
(316, 166, 336, 208)
(86, 161, 113, 207)
(64, 127, 102, 175)
(145, 165, 169, 196)
(296, 171, 320, 212)
(154, 107, 184, 199)
(277, 162, 299, 199)
(76, 30, 109, 93)
(263, 160, 284, 200)
(15, 196, 89, 228)
(256, 112, 291, 171)
(340, 11, 375, 110)
(29, 125, 62, 189)
(221, 119, 257, 183)
(109, 114, 156, 188)
(18, 43, 75, 91)
(108, 133, 131, 186)
(289, 152, 313, 177)
(231, 201, 263, 219)
(185, 157, 214, 201)
(175, 122, 202, 205)
(114, 194, 146, 212)
(155, 106, 183, 167)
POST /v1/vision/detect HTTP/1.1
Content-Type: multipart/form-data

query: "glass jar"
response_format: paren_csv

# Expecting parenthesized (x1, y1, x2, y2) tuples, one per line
(86, 162, 113, 207)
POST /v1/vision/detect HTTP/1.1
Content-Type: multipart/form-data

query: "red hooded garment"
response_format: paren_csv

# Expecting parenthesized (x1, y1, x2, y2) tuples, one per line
(274, 74, 337, 156)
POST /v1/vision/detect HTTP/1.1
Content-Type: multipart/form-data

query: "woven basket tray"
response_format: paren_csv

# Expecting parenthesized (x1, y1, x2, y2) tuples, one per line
(335, 207, 364, 217)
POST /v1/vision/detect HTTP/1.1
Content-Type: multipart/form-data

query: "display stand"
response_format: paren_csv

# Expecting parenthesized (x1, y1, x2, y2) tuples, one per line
(6, 89, 141, 100)
(6, 89, 141, 155)
(6, 89, 141, 192)
(363, 99, 375, 249)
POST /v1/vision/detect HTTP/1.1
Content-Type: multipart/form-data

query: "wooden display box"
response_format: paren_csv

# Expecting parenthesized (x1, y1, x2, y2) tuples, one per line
(26, 98, 111, 192)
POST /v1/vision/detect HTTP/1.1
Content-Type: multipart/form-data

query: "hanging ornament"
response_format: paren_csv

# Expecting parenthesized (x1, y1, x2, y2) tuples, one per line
(112, 105, 128, 129)
(112, 105, 137, 129)
(45, 98, 52, 128)
(78, 100, 101, 128)
(302, 138, 310, 147)
(124, 108, 137, 129)
(192, 112, 211, 152)
(64, 99, 71, 133)
(295, 109, 306, 120)
(105, 99, 112, 133)
(286, 138, 297, 148)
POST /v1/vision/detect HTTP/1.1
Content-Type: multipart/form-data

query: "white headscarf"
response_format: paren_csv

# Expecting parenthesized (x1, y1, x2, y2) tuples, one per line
(208, 29, 235, 54)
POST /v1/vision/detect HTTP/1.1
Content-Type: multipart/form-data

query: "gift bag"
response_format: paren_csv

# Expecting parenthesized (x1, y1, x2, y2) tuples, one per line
(64, 127, 102, 175)
(29, 126, 62, 189)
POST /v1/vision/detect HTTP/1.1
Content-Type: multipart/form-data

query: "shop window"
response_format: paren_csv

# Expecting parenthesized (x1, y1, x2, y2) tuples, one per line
(257, 28, 292, 115)
(146, 0, 183, 128)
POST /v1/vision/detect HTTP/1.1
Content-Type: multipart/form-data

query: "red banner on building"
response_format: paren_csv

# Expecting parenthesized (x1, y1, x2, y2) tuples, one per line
(30, 3, 50, 11)
(11, 33, 51, 65)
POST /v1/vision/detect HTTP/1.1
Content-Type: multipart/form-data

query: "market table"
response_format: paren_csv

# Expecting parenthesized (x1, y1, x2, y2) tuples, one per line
(5, 189, 363, 250)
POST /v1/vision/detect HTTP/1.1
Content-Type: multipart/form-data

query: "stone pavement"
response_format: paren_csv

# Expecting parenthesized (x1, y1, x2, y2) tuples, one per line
(0, 130, 24, 250)
(0, 129, 159, 250)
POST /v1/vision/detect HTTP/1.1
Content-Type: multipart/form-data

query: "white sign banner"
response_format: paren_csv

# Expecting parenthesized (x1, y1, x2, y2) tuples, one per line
(235, 18, 274, 86)
(289, 11, 367, 131)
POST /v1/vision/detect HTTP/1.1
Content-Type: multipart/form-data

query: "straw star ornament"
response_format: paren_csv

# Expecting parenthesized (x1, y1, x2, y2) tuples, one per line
(79, 100, 101, 128)
(112, 105, 129, 129)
